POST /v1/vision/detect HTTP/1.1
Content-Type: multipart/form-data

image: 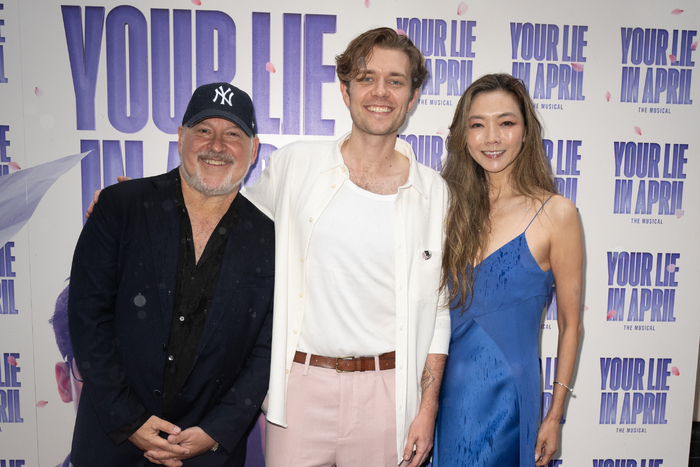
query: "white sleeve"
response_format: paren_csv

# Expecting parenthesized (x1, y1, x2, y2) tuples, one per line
(244, 147, 283, 220)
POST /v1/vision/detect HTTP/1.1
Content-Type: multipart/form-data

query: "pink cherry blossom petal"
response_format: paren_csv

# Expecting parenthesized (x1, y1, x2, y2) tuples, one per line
(364, 0, 370, 8)
(605, 91, 611, 102)
(436, 126, 448, 135)
(265, 62, 276, 73)
(396, 29, 407, 37)
(8, 161, 20, 170)
(584, 305, 589, 311)
(634, 126, 642, 135)
(671, 366, 680, 376)
(607, 310, 616, 320)
(691, 41, 698, 51)
(671, 9, 683, 15)
(191, 0, 201, 4)
(35, 87, 44, 97)
(571, 62, 584, 72)
(7, 355, 17, 366)
(676, 209, 684, 218)
(669, 54, 677, 63)
(36, 400, 49, 408)
(457, 2, 468, 15)
(666, 264, 676, 273)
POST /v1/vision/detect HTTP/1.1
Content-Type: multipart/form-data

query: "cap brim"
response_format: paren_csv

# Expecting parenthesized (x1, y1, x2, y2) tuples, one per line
(184, 110, 254, 137)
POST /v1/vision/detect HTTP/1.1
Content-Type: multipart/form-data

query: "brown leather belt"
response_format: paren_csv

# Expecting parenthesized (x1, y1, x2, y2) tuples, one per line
(293, 351, 396, 373)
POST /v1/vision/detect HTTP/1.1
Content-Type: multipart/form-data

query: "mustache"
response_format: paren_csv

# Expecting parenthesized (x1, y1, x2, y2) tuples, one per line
(196, 150, 236, 163)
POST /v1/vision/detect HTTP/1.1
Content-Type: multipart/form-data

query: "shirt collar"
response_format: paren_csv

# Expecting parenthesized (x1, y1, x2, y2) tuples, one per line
(319, 132, 429, 199)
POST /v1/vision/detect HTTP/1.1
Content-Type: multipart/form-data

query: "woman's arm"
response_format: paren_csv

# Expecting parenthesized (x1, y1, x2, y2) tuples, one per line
(535, 195, 583, 466)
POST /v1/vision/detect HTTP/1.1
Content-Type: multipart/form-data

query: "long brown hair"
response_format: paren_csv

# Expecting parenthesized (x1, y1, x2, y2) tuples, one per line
(441, 73, 556, 309)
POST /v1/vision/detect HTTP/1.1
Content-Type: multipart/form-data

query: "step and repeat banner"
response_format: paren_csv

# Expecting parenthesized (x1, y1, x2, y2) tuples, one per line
(0, 0, 698, 465)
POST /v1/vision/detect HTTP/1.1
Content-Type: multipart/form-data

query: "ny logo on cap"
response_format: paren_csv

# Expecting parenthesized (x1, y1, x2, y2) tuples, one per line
(213, 85, 234, 106)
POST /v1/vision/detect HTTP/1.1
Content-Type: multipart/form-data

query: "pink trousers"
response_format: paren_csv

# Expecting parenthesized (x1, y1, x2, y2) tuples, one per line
(265, 357, 398, 467)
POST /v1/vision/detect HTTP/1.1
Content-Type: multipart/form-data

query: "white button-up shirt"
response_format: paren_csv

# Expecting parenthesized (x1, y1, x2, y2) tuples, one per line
(244, 134, 450, 461)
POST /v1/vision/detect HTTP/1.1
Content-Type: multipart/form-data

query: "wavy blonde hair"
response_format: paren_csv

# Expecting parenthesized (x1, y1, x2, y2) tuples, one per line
(441, 73, 556, 309)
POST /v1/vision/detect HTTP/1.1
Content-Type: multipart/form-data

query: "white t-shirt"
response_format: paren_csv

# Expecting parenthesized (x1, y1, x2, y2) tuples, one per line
(297, 180, 397, 357)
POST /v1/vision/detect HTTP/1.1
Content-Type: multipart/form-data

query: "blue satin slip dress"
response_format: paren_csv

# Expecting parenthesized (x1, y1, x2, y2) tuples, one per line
(434, 199, 554, 466)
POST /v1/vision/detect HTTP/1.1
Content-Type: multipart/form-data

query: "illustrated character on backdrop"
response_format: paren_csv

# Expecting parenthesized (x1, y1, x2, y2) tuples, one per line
(245, 27, 450, 467)
(50, 283, 81, 467)
(68, 83, 274, 467)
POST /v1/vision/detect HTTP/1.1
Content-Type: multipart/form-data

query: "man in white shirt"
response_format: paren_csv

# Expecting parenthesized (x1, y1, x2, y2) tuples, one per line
(245, 27, 449, 467)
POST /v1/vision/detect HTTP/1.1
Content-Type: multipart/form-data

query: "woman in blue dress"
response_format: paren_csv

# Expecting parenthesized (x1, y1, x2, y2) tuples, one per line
(434, 74, 583, 466)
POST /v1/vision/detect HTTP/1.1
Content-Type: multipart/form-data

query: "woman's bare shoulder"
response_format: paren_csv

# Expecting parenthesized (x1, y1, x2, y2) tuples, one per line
(541, 194, 578, 225)
(534, 195, 582, 252)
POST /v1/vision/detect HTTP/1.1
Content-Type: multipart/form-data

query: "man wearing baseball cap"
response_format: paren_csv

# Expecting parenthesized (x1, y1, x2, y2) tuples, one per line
(68, 83, 274, 467)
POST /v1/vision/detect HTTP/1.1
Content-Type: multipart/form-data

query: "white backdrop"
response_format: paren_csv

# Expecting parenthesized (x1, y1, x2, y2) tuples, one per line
(0, 1, 698, 466)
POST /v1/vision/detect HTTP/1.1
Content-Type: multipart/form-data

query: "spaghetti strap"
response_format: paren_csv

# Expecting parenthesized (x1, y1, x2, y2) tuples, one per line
(525, 196, 553, 231)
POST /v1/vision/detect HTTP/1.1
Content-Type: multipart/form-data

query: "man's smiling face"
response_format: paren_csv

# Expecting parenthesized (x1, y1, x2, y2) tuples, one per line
(342, 47, 419, 138)
(178, 117, 259, 197)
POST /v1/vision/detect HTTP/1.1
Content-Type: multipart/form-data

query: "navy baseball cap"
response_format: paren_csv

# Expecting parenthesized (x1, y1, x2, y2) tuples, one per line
(182, 82, 257, 136)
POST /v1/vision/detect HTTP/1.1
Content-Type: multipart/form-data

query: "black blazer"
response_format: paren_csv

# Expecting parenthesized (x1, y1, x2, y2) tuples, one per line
(68, 169, 274, 466)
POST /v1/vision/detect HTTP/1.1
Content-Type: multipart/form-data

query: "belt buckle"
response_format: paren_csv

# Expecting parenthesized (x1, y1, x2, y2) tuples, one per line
(335, 356, 354, 373)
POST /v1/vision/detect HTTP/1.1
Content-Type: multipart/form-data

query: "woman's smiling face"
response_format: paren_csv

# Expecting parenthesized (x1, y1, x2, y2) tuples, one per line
(466, 90, 525, 179)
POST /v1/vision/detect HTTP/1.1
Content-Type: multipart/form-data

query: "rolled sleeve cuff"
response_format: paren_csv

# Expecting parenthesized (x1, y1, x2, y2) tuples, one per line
(427, 310, 451, 355)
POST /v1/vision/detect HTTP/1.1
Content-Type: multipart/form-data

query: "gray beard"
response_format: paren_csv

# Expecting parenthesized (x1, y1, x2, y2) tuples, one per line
(180, 151, 251, 197)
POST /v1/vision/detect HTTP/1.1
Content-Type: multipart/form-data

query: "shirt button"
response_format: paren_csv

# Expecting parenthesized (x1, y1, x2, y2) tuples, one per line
(285, 369, 290, 374)
(341, 167, 346, 172)
(299, 293, 303, 298)
(300, 257, 304, 262)
(154, 390, 162, 397)
(332, 184, 336, 189)
(293, 329, 298, 334)
(309, 217, 313, 223)
(168, 355, 174, 361)
(179, 316, 185, 322)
